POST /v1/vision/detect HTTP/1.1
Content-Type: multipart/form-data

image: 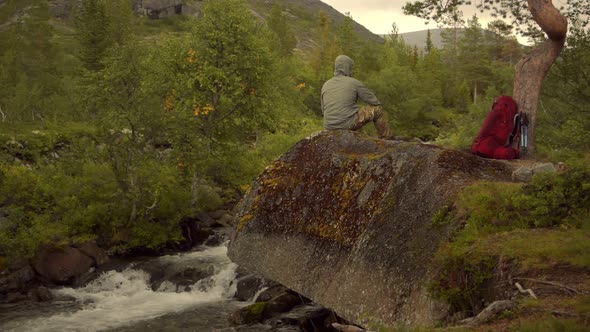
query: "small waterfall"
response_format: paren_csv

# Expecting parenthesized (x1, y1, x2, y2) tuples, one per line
(1, 244, 238, 332)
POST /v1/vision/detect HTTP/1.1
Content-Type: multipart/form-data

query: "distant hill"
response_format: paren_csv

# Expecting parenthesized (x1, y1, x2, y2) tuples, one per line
(394, 28, 523, 53)
(399, 29, 447, 50)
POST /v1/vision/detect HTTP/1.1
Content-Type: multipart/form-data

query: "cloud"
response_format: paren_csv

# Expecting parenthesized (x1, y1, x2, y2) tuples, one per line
(322, 0, 435, 33)
(322, 0, 520, 37)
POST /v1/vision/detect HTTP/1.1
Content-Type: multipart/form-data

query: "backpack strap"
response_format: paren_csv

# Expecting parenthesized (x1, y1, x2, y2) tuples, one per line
(506, 113, 521, 146)
(520, 113, 529, 157)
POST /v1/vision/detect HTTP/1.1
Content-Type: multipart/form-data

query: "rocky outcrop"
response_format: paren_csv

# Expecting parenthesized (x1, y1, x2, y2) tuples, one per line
(228, 130, 515, 327)
(133, 0, 200, 19)
(31, 244, 109, 284)
(0, 264, 35, 294)
(74, 242, 110, 266)
(32, 246, 94, 284)
(48, 0, 74, 18)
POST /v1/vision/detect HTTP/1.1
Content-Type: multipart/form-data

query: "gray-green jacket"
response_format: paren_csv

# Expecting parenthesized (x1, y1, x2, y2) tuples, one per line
(321, 55, 381, 130)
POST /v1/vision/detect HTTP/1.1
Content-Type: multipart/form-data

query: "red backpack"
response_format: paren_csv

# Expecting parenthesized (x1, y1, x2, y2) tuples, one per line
(471, 96, 521, 159)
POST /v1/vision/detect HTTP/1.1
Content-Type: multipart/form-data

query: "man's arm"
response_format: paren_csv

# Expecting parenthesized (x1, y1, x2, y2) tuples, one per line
(356, 81, 381, 106)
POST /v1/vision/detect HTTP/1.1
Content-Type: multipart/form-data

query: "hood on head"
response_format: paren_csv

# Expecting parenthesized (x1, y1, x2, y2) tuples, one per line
(334, 55, 354, 77)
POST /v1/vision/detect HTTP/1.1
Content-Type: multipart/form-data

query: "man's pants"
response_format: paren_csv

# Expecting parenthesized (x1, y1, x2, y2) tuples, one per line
(350, 105, 391, 138)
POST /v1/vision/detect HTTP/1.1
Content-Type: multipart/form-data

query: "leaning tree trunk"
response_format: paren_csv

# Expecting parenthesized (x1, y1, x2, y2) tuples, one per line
(513, 0, 567, 157)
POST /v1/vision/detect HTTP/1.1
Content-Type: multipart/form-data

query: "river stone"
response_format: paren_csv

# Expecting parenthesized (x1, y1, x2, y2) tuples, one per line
(228, 130, 515, 327)
(32, 246, 94, 284)
(229, 292, 303, 326)
(512, 165, 534, 182)
(210, 210, 230, 219)
(269, 305, 332, 329)
(234, 274, 268, 301)
(512, 162, 557, 182)
(27, 286, 53, 302)
(229, 302, 269, 325)
(218, 214, 235, 227)
(0, 265, 34, 292)
(264, 292, 303, 315)
(6, 292, 27, 303)
(74, 242, 110, 266)
(179, 217, 215, 249)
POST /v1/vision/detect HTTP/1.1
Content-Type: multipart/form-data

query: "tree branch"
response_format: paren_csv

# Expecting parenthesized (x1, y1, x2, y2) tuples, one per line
(513, 277, 588, 295)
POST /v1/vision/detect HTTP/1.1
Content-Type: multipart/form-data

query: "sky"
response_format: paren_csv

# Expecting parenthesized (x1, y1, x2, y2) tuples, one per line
(321, 0, 499, 34)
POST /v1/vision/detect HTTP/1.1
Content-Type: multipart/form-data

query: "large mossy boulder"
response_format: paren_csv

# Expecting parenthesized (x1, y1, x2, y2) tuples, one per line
(228, 130, 514, 327)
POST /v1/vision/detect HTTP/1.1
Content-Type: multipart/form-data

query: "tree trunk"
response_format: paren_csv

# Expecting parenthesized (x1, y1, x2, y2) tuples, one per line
(513, 0, 567, 157)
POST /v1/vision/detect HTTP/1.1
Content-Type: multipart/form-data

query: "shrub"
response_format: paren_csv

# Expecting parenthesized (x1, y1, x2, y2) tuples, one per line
(0, 158, 192, 261)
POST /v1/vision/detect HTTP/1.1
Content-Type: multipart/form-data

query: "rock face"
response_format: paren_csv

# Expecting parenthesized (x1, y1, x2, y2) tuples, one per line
(31, 245, 105, 284)
(228, 130, 514, 327)
(133, 0, 200, 19)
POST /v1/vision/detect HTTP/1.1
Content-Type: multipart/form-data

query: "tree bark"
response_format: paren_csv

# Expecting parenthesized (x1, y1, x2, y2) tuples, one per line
(513, 0, 567, 157)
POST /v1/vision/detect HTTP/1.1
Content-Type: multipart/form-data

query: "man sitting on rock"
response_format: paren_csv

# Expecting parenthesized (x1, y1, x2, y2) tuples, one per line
(321, 55, 392, 139)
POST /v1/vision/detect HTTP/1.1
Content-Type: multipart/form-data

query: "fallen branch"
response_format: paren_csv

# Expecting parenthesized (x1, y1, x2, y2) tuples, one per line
(513, 277, 587, 295)
(515, 282, 538, 299)
(460, 300, 517, 326)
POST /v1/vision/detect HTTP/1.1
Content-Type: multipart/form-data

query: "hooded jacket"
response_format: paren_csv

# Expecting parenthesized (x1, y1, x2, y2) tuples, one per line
(321, 55, 381, 130)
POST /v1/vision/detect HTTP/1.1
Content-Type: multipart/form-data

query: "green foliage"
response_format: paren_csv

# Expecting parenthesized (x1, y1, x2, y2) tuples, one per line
(431, 205, 453, 226)
(0, 0, 587, 275)
(453, 166, 590, 238)
(0, 0, 327, 262)
(160, 0, 276, 156)
(310, 11, 340, 88)
(73, 0, 110, 71)
(428, 252, 496, 313)
(518, 167, 590, 228)
(267, 4, 297, 56)
(429, 166, 590, 313)
(540, 31, 590, 158)
(436, 96, 497, 149)
(192, 184, 223, 213)
(337, 13, 359, 61)
(0, 158, 191, 261)
(487, 229, 590, 269)
(207, 118, 322, 187)
(73, 0, 135, 71)
(0, 0, 68, 123)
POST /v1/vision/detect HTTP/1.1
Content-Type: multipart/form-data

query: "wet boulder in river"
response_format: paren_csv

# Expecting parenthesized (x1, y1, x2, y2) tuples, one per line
(32, 246, 94, 284)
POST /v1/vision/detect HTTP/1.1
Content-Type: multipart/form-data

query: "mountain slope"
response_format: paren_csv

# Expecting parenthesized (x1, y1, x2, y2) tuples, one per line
(399, 29, 447, 49)
(39, 0, 384, 48)
(247, 0, 383, 44)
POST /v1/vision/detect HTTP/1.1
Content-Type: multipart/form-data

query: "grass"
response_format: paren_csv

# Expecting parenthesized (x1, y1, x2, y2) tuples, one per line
(500, 230, 590, 269)
(0, 121, 97, 143)
(468, 229, 590, 270)
(428, 169, 590, 315)
(511, 317, 589, 332)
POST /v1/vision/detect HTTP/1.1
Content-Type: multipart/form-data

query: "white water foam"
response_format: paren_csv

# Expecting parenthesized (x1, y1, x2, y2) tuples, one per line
(2, 245, 238, 332)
